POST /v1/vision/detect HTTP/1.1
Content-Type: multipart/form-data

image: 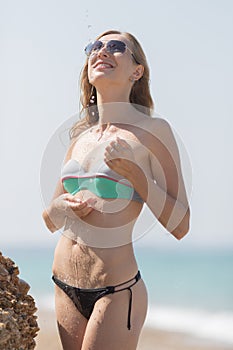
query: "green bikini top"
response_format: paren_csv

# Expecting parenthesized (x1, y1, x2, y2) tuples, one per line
(61, 159, 143, 203)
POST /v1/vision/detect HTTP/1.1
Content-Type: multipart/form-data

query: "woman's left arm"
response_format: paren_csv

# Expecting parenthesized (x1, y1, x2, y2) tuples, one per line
(131, 118, 190, 240)
(105, 118, 190, 240)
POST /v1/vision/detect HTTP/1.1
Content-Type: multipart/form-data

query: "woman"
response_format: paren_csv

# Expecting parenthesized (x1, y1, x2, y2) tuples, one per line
(42, 30, 190, 350)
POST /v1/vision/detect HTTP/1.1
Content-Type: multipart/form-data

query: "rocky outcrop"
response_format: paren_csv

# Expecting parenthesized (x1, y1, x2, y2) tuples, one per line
(0, 251, 39, 350)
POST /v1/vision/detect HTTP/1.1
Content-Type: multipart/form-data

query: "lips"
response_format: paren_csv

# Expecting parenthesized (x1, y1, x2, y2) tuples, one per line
(93, 61, 114, 69)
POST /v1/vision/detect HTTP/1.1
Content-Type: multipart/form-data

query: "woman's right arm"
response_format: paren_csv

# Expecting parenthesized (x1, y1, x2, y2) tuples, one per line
(42, 132, 96, 233)
(42, 135, 78, 233)
(42, 180, 67, 233)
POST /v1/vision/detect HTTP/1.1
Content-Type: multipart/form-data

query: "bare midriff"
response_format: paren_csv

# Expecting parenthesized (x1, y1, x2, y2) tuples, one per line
(52, 199, 143, 288)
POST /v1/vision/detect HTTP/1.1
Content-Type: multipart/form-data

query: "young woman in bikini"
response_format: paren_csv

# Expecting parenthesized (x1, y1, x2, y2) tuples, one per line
(42, 29, 190, 350)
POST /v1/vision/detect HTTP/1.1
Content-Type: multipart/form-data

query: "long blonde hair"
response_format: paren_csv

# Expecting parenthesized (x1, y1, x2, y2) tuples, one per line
(70, 30, 154, 139)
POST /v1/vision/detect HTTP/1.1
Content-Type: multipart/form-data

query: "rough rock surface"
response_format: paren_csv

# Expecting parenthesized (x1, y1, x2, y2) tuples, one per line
(0, 251, 39, 350)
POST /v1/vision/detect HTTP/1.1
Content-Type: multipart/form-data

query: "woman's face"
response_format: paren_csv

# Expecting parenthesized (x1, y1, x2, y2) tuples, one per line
(87, 34, 139, 90)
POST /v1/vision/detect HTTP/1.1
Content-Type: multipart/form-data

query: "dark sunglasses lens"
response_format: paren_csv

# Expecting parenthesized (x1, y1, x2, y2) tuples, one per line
(85, 41, 103, 56)
(85, 40, 127, 56)
(107, 40, 126, 54)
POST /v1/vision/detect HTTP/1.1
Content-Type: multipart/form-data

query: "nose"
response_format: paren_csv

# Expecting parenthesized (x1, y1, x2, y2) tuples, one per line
(97, 43, 109, 58)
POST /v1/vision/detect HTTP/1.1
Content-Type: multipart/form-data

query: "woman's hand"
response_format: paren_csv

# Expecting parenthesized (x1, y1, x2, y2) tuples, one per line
(104, 137, 137, 178)
(52, 193, 96, 219)
(43, 193, 96, 232)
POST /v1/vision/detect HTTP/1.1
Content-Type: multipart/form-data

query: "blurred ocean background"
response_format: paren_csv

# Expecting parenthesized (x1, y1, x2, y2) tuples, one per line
(2, 243, 233, 346)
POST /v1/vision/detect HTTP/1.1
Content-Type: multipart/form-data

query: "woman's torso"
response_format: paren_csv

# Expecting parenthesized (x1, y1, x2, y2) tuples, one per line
(53, 120, 154, 287)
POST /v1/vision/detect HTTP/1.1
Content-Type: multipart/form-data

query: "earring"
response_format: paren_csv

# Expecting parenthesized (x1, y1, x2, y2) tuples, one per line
(89, 86, 95, 104)
(88, 85, 99, 122)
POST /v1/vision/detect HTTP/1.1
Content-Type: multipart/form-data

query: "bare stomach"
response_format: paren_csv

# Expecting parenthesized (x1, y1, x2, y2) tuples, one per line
(52, 198, 143, 289)
(52, 235, 139, 288)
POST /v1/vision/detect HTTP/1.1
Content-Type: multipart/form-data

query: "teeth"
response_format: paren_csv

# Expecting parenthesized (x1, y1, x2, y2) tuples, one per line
(97, 64, 112, 68)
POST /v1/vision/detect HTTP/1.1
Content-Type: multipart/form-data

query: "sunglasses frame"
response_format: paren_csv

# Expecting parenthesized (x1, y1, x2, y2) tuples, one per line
(85, 40, 139, 65)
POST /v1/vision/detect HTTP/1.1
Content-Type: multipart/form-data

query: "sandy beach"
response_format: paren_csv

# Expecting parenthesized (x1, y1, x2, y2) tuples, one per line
(35, 310, 233, 350)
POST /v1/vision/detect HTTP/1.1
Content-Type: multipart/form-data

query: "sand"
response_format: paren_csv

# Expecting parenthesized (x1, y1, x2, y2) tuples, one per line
(35, 310, 233, 350)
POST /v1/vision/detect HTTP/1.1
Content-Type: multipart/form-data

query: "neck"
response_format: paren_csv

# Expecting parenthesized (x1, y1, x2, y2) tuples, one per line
(97, 101, 138, 126)
(96, 88, 133, 125)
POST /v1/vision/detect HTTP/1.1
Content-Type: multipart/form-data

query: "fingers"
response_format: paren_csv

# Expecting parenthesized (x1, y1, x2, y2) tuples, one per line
(70, 203, 94, 218)
(104, 137, 133, 163)
(67, 199, 95, 218)
(105, 143, 117, 157)
(109, 138, 128, 152)
(62, 193, 81, 203)
(105, 138, 124, 158)
(116, 136, 131, 149)
(55, 193, 95, 218)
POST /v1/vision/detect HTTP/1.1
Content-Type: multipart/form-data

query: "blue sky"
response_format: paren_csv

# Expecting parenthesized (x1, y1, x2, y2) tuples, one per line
(1, 0, 232, 249)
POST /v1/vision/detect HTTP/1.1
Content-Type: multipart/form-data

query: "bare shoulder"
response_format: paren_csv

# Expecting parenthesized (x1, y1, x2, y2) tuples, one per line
(142, 116, 173, 136)
(142, 116, 184, 175)
(137, 115, 176, 152)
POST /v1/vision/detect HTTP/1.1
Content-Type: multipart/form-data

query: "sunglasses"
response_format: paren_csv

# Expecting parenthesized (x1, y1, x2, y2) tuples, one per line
(84, 40, 139, 64)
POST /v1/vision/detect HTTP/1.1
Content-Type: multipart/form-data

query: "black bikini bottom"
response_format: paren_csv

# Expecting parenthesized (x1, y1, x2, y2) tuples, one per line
(52, 271, 141, 330)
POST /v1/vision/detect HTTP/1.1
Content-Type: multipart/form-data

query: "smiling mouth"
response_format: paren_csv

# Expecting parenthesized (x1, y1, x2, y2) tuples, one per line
(94, 62, 114, 69)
